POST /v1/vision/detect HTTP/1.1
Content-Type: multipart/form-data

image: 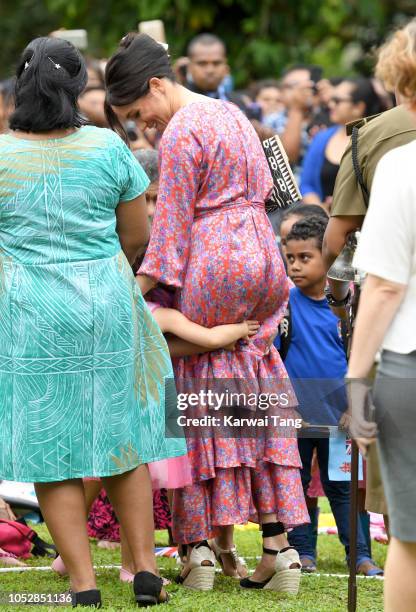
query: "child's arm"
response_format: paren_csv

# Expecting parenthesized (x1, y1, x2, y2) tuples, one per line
(136, 274, 157, 296)
(153, 307, 260, 349)
(165, 336, 218, 358)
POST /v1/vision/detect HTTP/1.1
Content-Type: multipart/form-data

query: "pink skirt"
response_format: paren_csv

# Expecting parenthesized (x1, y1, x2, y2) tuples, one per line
(148, 455, 193, 490)
(83, 455, 192, 491)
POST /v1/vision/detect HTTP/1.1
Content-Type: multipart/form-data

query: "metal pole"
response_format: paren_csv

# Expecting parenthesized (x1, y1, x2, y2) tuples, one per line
(348, 439, 359, 612)
(327, 234, 362, 612)
(346, 271, 361, 612)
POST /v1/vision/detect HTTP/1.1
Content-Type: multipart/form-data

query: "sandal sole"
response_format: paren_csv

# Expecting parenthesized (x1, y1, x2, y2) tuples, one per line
(263, 568, 301, 595)
(182, 566, 216, 591)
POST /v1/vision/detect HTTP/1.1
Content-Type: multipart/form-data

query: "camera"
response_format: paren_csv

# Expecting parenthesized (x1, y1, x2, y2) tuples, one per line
(245, 103, 263, 122)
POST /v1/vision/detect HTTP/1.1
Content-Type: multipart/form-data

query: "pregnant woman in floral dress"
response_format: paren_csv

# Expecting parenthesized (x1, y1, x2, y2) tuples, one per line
(106, 33, 308, 595)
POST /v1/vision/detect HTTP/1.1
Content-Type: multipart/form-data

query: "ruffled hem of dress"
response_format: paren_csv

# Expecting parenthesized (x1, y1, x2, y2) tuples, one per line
(172, 462, 309, 543)
(184, 435, 302, 484)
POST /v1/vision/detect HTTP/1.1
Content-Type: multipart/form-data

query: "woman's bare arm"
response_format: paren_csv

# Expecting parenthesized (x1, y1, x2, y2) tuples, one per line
(136, 274, 157, 296)
(323, 215, 364, 269)
(280, 108, 305, 164)
(345, 274, 406, 452)
(115, 193, 150, 264)
(322, 215, 364, 301)
(347, 274, 407, 378)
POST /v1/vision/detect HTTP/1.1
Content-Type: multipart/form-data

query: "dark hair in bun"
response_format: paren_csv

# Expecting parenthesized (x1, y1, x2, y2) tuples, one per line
(105, 33, 175, 140)
(9, 36, 88, 133)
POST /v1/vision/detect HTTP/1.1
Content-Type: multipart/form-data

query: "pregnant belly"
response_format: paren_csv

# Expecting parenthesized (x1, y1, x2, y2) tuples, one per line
(178, 213, 286, 326)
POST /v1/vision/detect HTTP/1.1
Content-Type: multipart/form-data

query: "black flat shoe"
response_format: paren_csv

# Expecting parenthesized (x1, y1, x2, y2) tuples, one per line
(71, 589, 102, 607)
(134, 571, 168, 607)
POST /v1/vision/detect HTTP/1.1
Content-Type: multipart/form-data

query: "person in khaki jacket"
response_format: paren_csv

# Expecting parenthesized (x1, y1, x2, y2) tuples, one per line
(322, 19, 416, 518)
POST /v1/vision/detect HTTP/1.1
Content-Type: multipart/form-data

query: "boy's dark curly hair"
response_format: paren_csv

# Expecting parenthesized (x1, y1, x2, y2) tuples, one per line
(281, 203, 328, 224)
(286, 215, 328, 250)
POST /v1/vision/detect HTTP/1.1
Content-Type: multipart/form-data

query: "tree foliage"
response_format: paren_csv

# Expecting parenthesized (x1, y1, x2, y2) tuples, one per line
(0, 0, 414, 83)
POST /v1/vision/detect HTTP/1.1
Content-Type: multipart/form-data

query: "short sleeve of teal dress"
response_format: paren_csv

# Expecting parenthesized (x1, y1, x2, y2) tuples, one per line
(117, 138, 149, 202)
(0, 126, 186, 482)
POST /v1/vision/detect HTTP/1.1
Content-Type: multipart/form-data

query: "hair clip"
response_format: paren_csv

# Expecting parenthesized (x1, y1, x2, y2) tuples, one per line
(24, 55, 34, 70)
(157, 41, 169, 52)
(47, 56, 61, 70)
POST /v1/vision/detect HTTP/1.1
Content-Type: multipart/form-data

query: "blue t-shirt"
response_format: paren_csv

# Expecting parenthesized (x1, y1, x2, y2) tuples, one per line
(274, 287, 347, 426)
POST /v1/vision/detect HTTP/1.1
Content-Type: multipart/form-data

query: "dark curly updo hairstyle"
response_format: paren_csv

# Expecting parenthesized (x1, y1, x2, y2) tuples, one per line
(10, 36, 88, 133)
(105, 33, 175, 141)
(286, 215, 329, 250)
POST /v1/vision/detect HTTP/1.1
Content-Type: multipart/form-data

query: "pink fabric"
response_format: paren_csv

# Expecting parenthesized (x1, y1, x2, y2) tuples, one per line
(87, 488, 172, 539)
(307, 449, 365, 497)
(0, 520, 33, 559)
(139, 100, 308, 543)
(152, 489, 171, 530)
(145, 288, 193, 490)
(149, 455, 193, 490)
(87, 489, 120, 542)
(146, 301, 160, 313)
(307, 461, 325, 498)
(173, 462, 308, 544)
(146, 286, 175, 309)
(0, 547, 24, 565)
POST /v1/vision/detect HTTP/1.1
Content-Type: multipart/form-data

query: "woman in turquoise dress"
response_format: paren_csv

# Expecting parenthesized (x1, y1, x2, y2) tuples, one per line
(0, 37, 184, 607)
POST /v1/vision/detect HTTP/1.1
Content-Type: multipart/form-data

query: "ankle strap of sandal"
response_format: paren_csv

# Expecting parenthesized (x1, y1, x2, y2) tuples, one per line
(193, 540, 210, 550)
(262, 544, 297, 557)
(263, 546, 279, 556)
(261, 522, 285, 538)
(279, 546, 295, 554)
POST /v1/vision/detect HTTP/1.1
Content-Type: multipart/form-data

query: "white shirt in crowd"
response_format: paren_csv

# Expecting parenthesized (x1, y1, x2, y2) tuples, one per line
(353, 139, 416, 354)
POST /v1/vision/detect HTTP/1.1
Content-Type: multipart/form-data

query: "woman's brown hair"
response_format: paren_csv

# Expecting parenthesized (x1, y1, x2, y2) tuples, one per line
(105, 33, 175, 142)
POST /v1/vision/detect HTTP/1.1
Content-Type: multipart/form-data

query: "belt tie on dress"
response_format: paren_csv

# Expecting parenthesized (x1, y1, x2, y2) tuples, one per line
(194, 200, 265, 220)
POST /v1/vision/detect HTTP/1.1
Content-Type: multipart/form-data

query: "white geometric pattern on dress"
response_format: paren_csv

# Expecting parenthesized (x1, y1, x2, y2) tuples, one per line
(0, 127, 186, 482)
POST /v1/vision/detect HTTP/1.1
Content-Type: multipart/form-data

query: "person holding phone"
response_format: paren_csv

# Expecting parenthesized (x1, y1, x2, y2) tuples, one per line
(300, 78, 383, 212)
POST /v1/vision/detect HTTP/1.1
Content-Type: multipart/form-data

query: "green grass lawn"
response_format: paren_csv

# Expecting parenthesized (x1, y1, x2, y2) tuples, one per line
(0, 509, 386, 611)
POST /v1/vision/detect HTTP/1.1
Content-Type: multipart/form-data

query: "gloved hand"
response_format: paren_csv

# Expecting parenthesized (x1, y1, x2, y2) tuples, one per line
(339, 379, 378, 456)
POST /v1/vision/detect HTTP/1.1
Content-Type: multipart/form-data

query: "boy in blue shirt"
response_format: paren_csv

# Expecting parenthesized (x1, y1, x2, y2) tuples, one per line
(276, 215, 382, 576)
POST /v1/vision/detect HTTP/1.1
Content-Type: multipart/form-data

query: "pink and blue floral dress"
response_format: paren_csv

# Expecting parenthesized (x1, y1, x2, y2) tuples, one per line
(140, 100, 309, 543)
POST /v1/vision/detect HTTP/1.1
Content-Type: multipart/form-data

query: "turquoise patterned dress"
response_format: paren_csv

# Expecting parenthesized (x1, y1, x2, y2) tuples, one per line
(0, 126, 186, 482)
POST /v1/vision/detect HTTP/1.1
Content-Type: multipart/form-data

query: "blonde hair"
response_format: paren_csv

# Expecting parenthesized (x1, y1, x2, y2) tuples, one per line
(376, 18, 416, 103)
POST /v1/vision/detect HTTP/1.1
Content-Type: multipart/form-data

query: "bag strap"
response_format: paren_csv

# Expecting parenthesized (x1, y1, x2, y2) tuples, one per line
(351, 125, 369, 208)
(339, 319, 350, 357)
(14, 517, 57, 557)
(31, 535, 57, 558)
(278, 303, 292, 362)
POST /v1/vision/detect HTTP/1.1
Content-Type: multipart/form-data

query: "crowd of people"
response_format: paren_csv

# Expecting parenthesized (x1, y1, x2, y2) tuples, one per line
(0, 17, 415, 611)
